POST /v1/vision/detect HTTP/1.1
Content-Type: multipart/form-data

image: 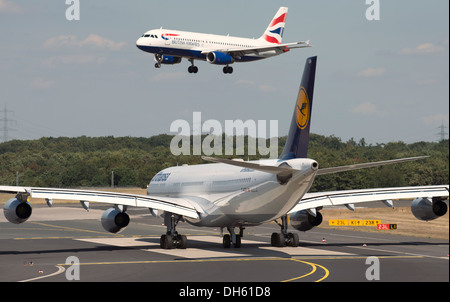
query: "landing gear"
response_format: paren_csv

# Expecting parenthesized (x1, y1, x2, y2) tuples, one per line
(154, 54, 162, 68)
(188, 59, 198, 73)
(188, 66, 198, 73)
(271, 215, 299, 247)
(160, 212, 188, 249)
(223, 65, 233, 74)
(160, 234, 187, 249)
(222, 226, 244, 248)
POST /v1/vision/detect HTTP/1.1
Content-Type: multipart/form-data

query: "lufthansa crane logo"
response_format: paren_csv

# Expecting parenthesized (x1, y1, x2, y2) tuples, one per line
(296, 87, 310, 129)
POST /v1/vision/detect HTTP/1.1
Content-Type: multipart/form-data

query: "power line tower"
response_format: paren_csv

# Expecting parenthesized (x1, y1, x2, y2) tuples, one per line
(437, 120, 448, 141)
(0, 105, 16, 143)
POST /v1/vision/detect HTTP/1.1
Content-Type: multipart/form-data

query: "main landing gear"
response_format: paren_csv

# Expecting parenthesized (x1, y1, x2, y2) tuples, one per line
(271, 215, 299, 247)
(222, 226, 244, 248)
(160, 212, 187, 249)
(223, 65, 233, 74)
(188, 59, 198, 73)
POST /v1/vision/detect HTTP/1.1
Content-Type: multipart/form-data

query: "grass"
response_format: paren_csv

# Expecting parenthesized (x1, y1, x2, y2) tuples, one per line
(319, 206, 449, 240)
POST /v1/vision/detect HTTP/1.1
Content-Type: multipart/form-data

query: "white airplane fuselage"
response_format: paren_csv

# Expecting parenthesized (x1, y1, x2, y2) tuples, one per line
(147, 158, 318, 228)
(136, 29, 287, 63)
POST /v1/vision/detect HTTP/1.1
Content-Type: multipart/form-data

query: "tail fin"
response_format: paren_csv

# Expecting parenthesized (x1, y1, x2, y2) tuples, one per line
(280, 56, 317, 160)
(260, 7, 288, 44)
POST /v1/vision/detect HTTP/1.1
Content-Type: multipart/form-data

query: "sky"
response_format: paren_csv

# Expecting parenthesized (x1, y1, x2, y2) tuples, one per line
(0, 0, 448, 145)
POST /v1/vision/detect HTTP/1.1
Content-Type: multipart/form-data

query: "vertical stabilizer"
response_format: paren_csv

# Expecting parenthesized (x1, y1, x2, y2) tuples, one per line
(280, 56, 317, 160)
(260, 7, 288, 44)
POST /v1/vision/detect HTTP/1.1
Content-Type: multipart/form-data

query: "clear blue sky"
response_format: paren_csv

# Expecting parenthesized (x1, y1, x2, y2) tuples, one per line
(1, 0, 448, 144)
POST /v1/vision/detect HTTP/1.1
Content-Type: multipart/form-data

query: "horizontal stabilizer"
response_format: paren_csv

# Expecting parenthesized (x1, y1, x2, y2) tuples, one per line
(201, 156, 295, 177)
(316, 156, 429, 176)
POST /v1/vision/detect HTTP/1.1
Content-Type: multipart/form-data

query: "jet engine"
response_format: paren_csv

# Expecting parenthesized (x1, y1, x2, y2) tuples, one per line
(206, 51, 234, 65)
(154, 54, 182, 64)
(411, 197, 448, 221)
(290, 210, 323, 232)
(3, 198, 32, 224)
(101, 208, 130, 233)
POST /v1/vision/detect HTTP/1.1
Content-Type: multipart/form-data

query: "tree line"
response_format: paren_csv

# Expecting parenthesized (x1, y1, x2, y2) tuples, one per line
(0, 134, 448, 191)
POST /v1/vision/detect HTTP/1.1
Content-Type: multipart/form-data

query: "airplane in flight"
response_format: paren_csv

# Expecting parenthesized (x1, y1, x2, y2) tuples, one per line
(1, 57, 448, 250)
(135, 7, 311, 74)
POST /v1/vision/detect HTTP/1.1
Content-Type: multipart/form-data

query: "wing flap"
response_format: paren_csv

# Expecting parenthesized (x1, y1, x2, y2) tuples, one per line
(288, 185, 449, 214)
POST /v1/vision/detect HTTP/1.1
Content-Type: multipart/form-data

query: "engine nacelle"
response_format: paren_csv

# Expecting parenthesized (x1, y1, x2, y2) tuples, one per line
(3, 198, 32, 224)
(101, 208, 130, 233)
(154, 54, 182, 65)
(411, 197, 448, 221)
(206, 51, 234, 65)
(290, 210, 323, 232)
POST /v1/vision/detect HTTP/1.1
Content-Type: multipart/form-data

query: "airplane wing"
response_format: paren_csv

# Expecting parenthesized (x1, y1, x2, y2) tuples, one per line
(288, 185, 449, 214)
(201, 41, 311, 58)
(0, 186, 201, 219)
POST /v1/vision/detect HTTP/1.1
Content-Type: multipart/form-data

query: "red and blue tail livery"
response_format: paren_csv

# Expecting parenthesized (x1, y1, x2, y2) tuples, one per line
(136, 7, 311, 74)
(263, 7, 288, 44)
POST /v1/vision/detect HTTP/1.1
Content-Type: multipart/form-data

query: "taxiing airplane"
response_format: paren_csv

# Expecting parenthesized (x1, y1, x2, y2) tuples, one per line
(1, 57, 448, 249)
(136, 7, 310, 74)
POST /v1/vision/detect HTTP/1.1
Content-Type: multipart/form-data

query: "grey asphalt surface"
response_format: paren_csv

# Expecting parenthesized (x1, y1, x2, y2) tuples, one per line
(0, 204, 448, 285)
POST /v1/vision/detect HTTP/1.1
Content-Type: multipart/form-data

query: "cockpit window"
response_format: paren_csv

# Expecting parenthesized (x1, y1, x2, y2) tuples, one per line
(144, 34, 150, 37)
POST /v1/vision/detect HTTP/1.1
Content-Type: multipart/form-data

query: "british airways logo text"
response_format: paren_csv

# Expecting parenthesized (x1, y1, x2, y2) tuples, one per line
(162, 33, 179, 40)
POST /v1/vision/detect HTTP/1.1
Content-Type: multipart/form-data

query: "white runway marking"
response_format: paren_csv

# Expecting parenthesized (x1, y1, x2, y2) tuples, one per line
(76, 235, 354, 259)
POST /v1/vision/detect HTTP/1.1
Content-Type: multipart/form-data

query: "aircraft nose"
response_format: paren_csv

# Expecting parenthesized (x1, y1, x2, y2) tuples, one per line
(136, 38, 146, 50)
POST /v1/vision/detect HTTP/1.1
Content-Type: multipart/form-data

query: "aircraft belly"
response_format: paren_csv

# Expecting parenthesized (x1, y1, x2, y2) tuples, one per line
(187, 171, 316, 227)
(136, 45, 205, 60)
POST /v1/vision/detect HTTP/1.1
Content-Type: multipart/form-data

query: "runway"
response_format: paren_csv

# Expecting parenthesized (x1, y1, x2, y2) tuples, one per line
(0, 205, 448, 285)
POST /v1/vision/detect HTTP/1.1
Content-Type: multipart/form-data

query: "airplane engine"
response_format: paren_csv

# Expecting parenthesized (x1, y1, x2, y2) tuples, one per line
(101, 208, 130, 233)
(154, 54, 182, 64)
(206, 51, 234, 65)
(3, 198, 32, 224)
(411, 197, 448, 221)
(290, 210, 323, 232)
